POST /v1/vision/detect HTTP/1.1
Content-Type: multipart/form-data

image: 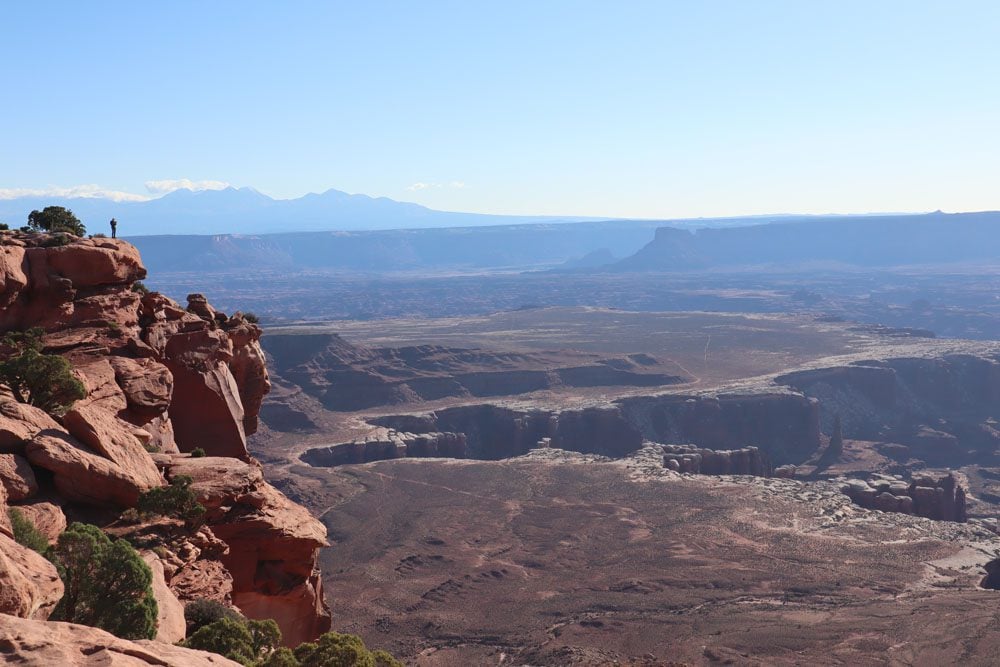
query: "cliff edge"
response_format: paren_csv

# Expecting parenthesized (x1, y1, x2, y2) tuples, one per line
(0, 231, 330, 650)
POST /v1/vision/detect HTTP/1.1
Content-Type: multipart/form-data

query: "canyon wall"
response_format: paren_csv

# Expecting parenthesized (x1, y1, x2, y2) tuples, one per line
(0, 232, 329, 647)
(777, 355, 1000, 463)
(366, 404, 643, 462)
(619, 393, 822, 464)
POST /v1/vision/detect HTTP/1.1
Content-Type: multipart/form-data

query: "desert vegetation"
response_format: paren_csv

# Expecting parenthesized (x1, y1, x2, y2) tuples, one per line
(47, 523, 158, 640)
(0, 328, 86, 414)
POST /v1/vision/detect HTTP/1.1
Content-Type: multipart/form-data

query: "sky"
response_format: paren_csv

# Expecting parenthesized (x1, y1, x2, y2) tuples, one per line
(2, 1, 1000, 219)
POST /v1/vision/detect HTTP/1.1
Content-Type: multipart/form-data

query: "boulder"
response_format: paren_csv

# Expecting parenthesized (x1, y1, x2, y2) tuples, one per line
(140, 413, 179, 454)
(0, 397, 62, 456)
(61, 404, 162, 491)
(0, 453, 38, 500)
(109, 356, 173, 422)
(160, 455, 264, 509)
(71, 358, 129, 413)
(0, 612, 241, 666)
(140, 552, 187, 644)
(25, 430, 159, 507)
(43, 239, 146, 288)
(0, 533, 63, 619)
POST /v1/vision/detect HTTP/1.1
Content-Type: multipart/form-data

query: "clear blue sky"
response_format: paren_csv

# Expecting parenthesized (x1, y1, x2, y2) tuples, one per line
(3, 1, 999, 218)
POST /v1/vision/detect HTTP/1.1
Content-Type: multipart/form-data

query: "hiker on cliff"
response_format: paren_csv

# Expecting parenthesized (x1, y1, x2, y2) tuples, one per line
(110, 218, 117, 238)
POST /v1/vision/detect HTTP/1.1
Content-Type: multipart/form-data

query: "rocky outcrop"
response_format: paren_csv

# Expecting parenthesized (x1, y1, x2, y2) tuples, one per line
(301, 429, 467, 467)
(0, 395, 62, 456)
(777, 355, 1000, 462)
(0, 612, 241, 666)
(661, 444, 771, 476)
(25, 430, 159, 507)
(840, 472, 967, 522)
(0, 234, 327, 644)
(620, 393, 822, 464)
(156, 455, 330, 646)
(370, 404, 642, 461)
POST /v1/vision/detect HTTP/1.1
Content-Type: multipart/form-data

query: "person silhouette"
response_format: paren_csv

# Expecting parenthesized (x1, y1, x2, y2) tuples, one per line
(110, 218, 117, 239)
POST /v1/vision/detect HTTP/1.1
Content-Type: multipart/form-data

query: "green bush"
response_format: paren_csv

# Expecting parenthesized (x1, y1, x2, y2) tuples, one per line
(8, 507, 49, 553)
(184, 598, 243, 635)
(182, 616, 282, 666)
(242, 312, 260, 324)
(131, 281, 150, 295)
(27, 206, 86, 236)
(48, 523, 158, 640)
(190, 447, 207, 458)
(294, 632, 402, 667)
(260, 647, 300, 667)
(372, 650, 402, 667)
(0, 328, 87, 415)
(0, 223, 9, 231)
(137, 475, 206, 529)
(183, 617, 256, 664)
(181, 616, 403, 667)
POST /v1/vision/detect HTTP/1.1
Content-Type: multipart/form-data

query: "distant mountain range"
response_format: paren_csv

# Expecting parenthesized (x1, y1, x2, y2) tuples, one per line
(0, 187, 609, 235)
(0, 186, 849, 236)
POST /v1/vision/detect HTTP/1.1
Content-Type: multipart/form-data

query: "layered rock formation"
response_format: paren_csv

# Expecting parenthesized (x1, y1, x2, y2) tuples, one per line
(777, 355, 1000, 462)
(840, 472, 968, 522)
(301, 429, 467, 467)
(365, 404, 643, 461)
(262, 332, 687, 414)
(661, 444, 771, 476)
(0, 232, 329, 648)
(620, 393, 822, 464)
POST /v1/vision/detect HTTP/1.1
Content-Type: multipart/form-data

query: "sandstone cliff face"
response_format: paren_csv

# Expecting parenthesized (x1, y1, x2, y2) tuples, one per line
(777, 355, 1000, 463)
(366, 404, 643, 462)
(0, 232, 328, 648)
(620, 393, 822, 464)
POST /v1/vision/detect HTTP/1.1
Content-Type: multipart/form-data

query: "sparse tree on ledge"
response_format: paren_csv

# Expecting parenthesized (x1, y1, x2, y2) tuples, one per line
(48, 523, 158, 640)
(0, 328, 86, 415)
(27, 205, 86, 236)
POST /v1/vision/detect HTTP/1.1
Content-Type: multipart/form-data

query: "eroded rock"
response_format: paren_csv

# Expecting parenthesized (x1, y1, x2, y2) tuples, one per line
(0, 612, 240, 666)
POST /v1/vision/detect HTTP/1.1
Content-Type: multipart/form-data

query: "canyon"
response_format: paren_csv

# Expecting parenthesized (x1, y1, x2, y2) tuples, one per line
(247, 305, 1000, 664)
(6, 230, 1000, 664)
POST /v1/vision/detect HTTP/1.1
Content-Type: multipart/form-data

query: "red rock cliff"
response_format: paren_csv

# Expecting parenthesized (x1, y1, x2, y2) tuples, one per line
(0, 231, 330, 646)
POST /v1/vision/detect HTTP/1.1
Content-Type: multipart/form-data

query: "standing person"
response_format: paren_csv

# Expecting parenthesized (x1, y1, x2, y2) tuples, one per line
(110, 218, 117, 238)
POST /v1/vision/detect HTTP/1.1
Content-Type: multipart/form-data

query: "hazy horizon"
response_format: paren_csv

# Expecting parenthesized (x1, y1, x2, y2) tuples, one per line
(5, 1, 1000, 219)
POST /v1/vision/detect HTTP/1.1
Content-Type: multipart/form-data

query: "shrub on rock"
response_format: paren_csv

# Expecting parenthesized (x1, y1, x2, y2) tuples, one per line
(294, 631, 402, 667)
(183, 617, 257, 664)
(48, 522, 158, 640)
(0, 328, 87, 415)
(137, 475, 206, 529)
(27, 206, 86, 236)
(184, 597, 243, 634)
(8, 507, 49, 554)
